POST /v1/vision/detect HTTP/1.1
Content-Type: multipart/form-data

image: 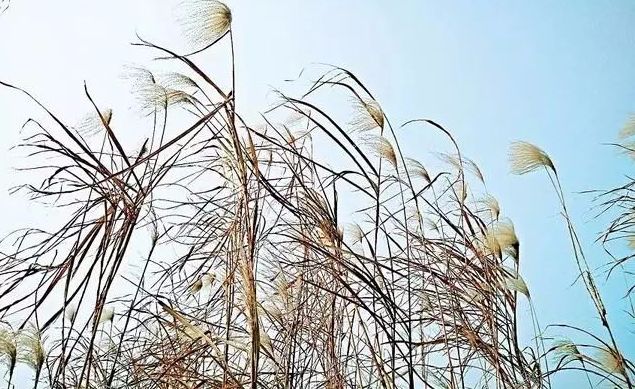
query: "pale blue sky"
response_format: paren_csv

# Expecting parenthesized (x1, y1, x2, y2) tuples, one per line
(1, 1, 634, 387)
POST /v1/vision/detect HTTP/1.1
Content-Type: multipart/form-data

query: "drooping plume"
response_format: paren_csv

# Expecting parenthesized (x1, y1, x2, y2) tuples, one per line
(509, 141, 555, 175)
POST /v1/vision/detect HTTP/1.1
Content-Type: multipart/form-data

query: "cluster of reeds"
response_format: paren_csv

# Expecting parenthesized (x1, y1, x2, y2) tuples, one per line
(0, 1, 632, 388)
(508, 142, 634, 387)
(596, 117, 635, 297)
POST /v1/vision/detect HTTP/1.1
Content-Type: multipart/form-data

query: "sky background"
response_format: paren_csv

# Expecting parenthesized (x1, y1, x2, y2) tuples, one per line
(1, 1, 635, 387)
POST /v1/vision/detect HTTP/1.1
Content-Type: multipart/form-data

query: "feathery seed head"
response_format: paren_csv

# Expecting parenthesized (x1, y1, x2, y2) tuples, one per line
(98, 307, 115, 324)
(77, 108, 113, 137)
(136, 84, 194, 112)
(597, 347, 626, 376)
(483, 231, 502, 258)
(374, 136, 397, 167)
(159, 72, 199, 91)
(504, 275, 530, 298)
(466, 158, 485, 183)
(17, 326, 46, 374)
(497, 221, 519, 253)
(284, 109, 312, 129)
(121, 66, 156, 86)
(0, 326, 17, 370)
(190, 278, 204, 294)
(436, 153, 484, 183)
(621, 140, 635, 159)
(552, 339, 581, 363)
(346, 223, 364, 244)
(480, 194, 500, 220)
(454, 180, 468, 202)
(619, 114, 635, 139)
(64, 303, 77, 322)
(180, 0, 232, 49)
(405, 157, 431, 182)
(351, 98, 384, 132)
(486, 220, 519, 260)
(124, 66, 194, 113)
(509, 141, 555, 175)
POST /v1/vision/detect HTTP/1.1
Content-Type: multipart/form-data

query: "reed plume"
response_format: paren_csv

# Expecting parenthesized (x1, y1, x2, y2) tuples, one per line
(509, 141, 555, 175)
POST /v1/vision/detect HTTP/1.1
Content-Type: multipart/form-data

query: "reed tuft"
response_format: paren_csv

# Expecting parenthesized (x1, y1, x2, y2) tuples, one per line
(509, 141, 555, 175)
(179, 0, 232, 50)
